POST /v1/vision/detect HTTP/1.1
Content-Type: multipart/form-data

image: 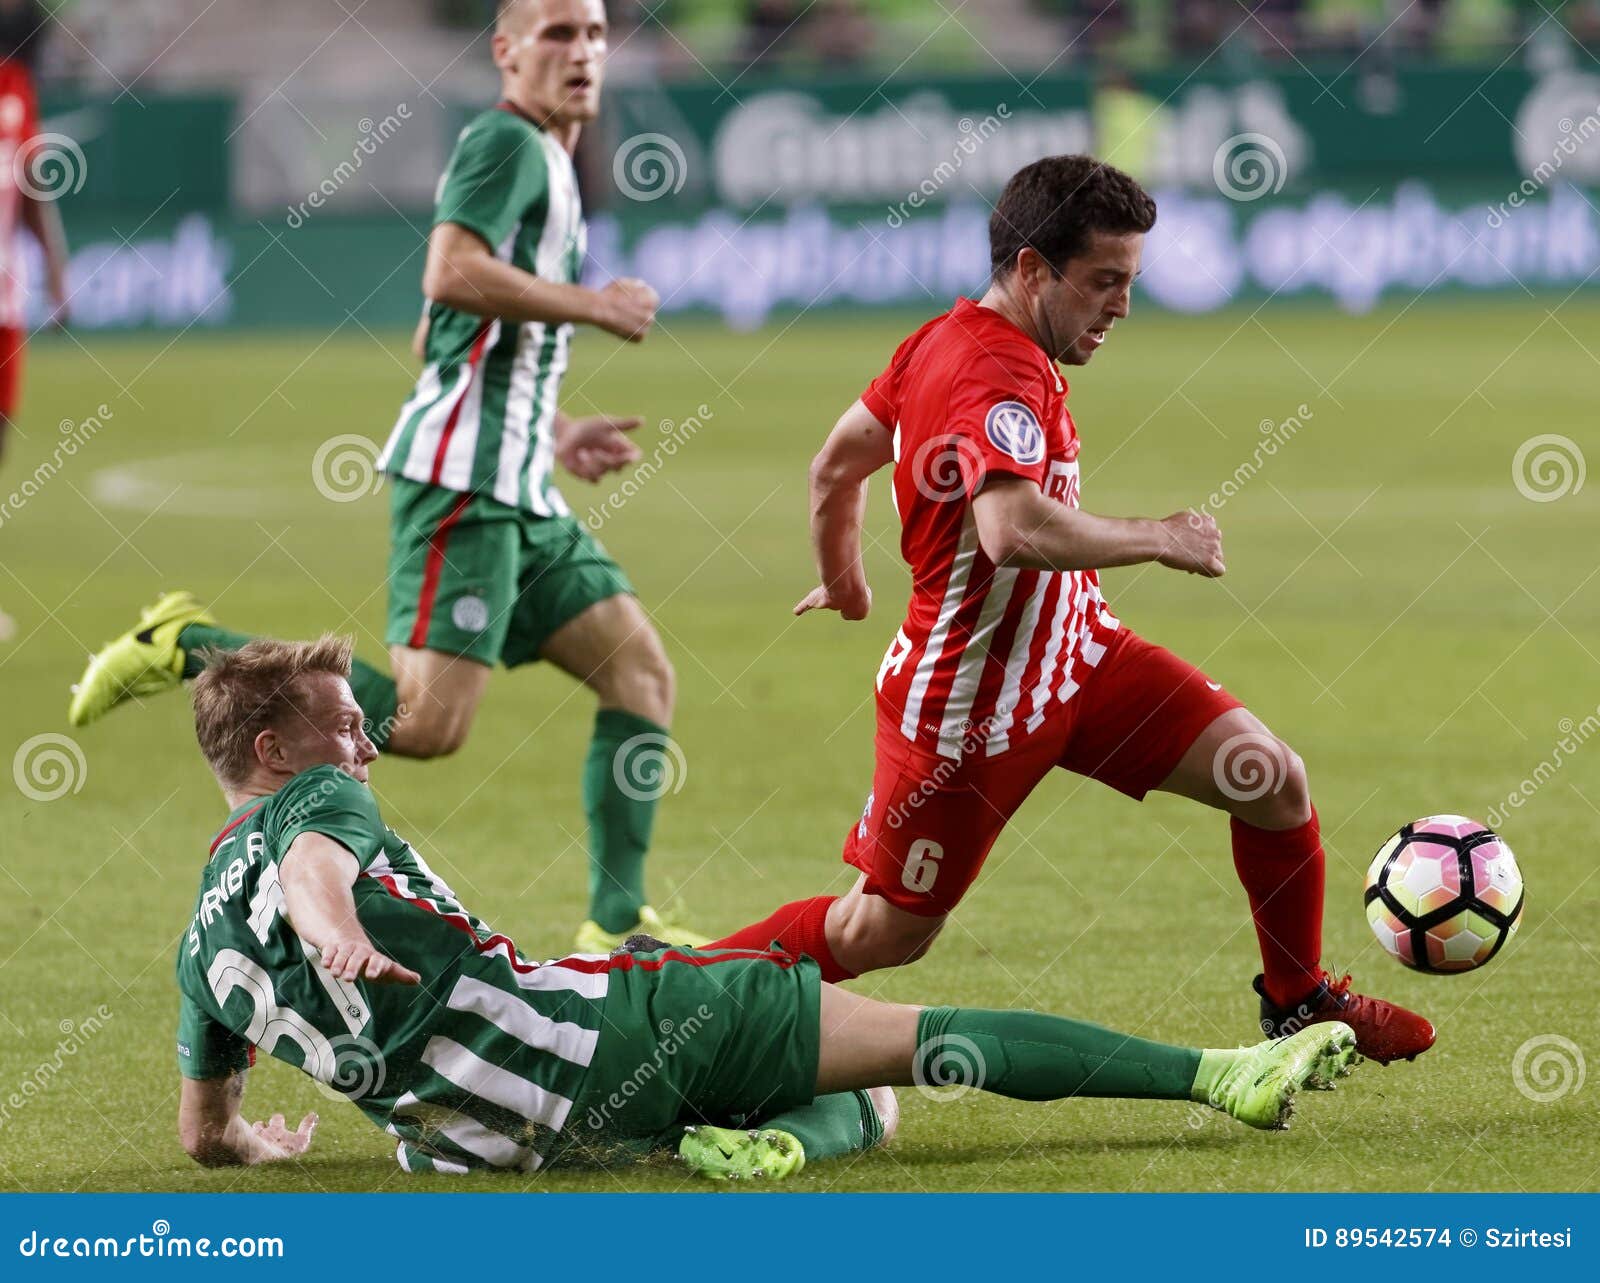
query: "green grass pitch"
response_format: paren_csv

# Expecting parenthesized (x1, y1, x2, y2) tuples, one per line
(0, 299, 1595, 1192)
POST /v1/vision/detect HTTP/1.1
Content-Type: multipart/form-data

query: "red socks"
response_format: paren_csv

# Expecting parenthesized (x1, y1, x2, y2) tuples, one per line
(1231, 806, 1325, 1007)
(707, 895, 857, 982)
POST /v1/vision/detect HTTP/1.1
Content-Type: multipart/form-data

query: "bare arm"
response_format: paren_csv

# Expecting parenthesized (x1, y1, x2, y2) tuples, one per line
(794, 399, 894, 620)
(279, 832, 421, 984)
(20, 194, 68, 325)
(410, 309, 429, 361)
(178, 1071, 318, 1168)
(971, 475, 1226, 576)
(422, 222, 657, 342)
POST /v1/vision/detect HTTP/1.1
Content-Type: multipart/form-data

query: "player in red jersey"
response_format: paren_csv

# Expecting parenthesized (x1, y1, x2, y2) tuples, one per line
(0, 3, 68, 458)
(0, 2, 71, 640)
(711, 156, 1434, 1064)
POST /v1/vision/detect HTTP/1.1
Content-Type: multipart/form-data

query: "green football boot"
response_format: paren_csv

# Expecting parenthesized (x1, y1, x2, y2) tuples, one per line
(574, 905, 711, 954)
(678, 1125, 805, 1182)
(68, 591, 213, 727)
(1197, 1021, 1360, 1131)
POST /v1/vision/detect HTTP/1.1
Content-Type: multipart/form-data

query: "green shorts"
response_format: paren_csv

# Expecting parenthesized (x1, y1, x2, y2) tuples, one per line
(551, 947, 823, 1167)
(385, 478, 634, 667)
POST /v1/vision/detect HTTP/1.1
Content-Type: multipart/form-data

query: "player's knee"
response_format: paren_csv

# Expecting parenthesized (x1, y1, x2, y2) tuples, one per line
(834, 905, 942, 972)
(1254, 741, 1311, 829)
(392, 706, 471, 759)
(598, 635, 675, 724)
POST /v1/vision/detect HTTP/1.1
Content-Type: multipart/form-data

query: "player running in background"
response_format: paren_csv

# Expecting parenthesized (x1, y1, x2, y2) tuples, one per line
(0, 0, 71, 640)
(172, 635, 1360, 1178)
(708, 155, 1435, 1065)
(67, 0, 704, 952)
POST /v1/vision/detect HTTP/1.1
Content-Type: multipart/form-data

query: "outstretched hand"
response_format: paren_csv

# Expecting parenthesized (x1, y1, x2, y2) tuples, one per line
(250, 1111, 319, 1162)
(319, 938, 421, 985)
(557, 414, 644, 482)
(794, 579, 872, 621)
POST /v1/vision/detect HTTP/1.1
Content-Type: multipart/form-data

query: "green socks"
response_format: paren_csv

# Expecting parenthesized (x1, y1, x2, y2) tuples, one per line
(178, 622, 253, 679)
(177, 622, 401, 751)
(582, 708, 668, 933)
(753, 1090, 884, 1161)
(914, 1006, 1203, 1102)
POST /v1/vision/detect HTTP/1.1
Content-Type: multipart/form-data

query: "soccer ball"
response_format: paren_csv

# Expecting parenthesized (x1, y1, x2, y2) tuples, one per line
(1363, 815, 1524, 973)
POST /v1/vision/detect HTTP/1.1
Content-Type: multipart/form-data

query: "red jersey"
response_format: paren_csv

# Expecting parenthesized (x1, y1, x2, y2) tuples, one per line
(0, 59, 38, 328)
(861, 298, 1120, 762)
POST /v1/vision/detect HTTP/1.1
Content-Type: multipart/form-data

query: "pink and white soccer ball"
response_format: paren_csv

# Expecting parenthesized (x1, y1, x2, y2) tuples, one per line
(1363, 815, 1524, 973)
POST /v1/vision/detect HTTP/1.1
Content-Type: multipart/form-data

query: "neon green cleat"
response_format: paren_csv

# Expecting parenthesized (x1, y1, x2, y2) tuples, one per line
(678, 1125, 805, 1182)
(67, 591, 213, 727)
(573, 905, 712, 954)
(1197, 1021, 1361, 1131)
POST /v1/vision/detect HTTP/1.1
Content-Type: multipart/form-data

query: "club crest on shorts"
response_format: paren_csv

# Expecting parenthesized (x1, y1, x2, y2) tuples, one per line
(984, 401, 1045, 465)
(451, 594, 489, 633)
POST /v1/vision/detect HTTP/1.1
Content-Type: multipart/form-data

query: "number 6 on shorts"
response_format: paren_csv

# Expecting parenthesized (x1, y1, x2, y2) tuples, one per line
(901, 838, 945, 895)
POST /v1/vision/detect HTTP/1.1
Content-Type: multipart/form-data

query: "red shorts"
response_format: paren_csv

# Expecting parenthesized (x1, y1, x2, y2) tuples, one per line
(842, 627, 1244, 915)
(0, 326, 22, 421)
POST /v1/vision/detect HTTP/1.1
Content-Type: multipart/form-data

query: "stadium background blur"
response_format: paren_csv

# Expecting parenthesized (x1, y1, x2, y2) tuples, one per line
(1, 1, 1597, 1192)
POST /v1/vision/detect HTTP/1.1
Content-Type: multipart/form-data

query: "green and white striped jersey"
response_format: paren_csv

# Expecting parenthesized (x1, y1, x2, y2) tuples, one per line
(175, 765, 610, 1174)
(379, 104, 585, 516)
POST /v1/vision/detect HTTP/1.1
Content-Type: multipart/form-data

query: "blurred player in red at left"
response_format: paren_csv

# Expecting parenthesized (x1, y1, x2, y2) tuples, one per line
(709, 155, 1434, 1065)
(0, 0, 71, 641)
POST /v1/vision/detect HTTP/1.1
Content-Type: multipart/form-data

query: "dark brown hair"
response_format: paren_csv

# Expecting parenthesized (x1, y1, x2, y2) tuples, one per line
(989, 155, 1156, 277)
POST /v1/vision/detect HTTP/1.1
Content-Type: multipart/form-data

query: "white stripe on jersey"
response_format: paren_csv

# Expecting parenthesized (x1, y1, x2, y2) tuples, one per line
(1026, 570, 1079, 734)
(446, 974, 598, 1068)
(493, 320, 546, 508)
(391, 1094, 540, 1171)
(512, 957, 609, 1001)
(395, 1140, 471, 1175)
(394, 361, 465, 478)
(434, 319, 502, 491)
(937, 565, 1019, 759)
(422, 1035, 575, 1131)
(984, 571, 1050, 757)
(521, 135, 580, 517)
(901, 515, 980, 743)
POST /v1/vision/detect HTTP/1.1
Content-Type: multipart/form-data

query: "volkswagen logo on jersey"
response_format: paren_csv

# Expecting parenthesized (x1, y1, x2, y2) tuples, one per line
(984, 401, 1046, 465)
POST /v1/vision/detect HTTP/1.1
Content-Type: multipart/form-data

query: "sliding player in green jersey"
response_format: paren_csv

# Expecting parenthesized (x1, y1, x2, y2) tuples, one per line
(174, 635, 1361, 1179)
(69, 0, 703, 954)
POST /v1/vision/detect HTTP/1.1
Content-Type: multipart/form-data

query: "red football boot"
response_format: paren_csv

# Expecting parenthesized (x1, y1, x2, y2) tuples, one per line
(1254, 972, 1435, 1064)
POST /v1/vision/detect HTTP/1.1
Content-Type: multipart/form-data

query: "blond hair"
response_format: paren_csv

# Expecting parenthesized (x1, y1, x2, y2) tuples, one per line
(191, 635, 354, 786)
